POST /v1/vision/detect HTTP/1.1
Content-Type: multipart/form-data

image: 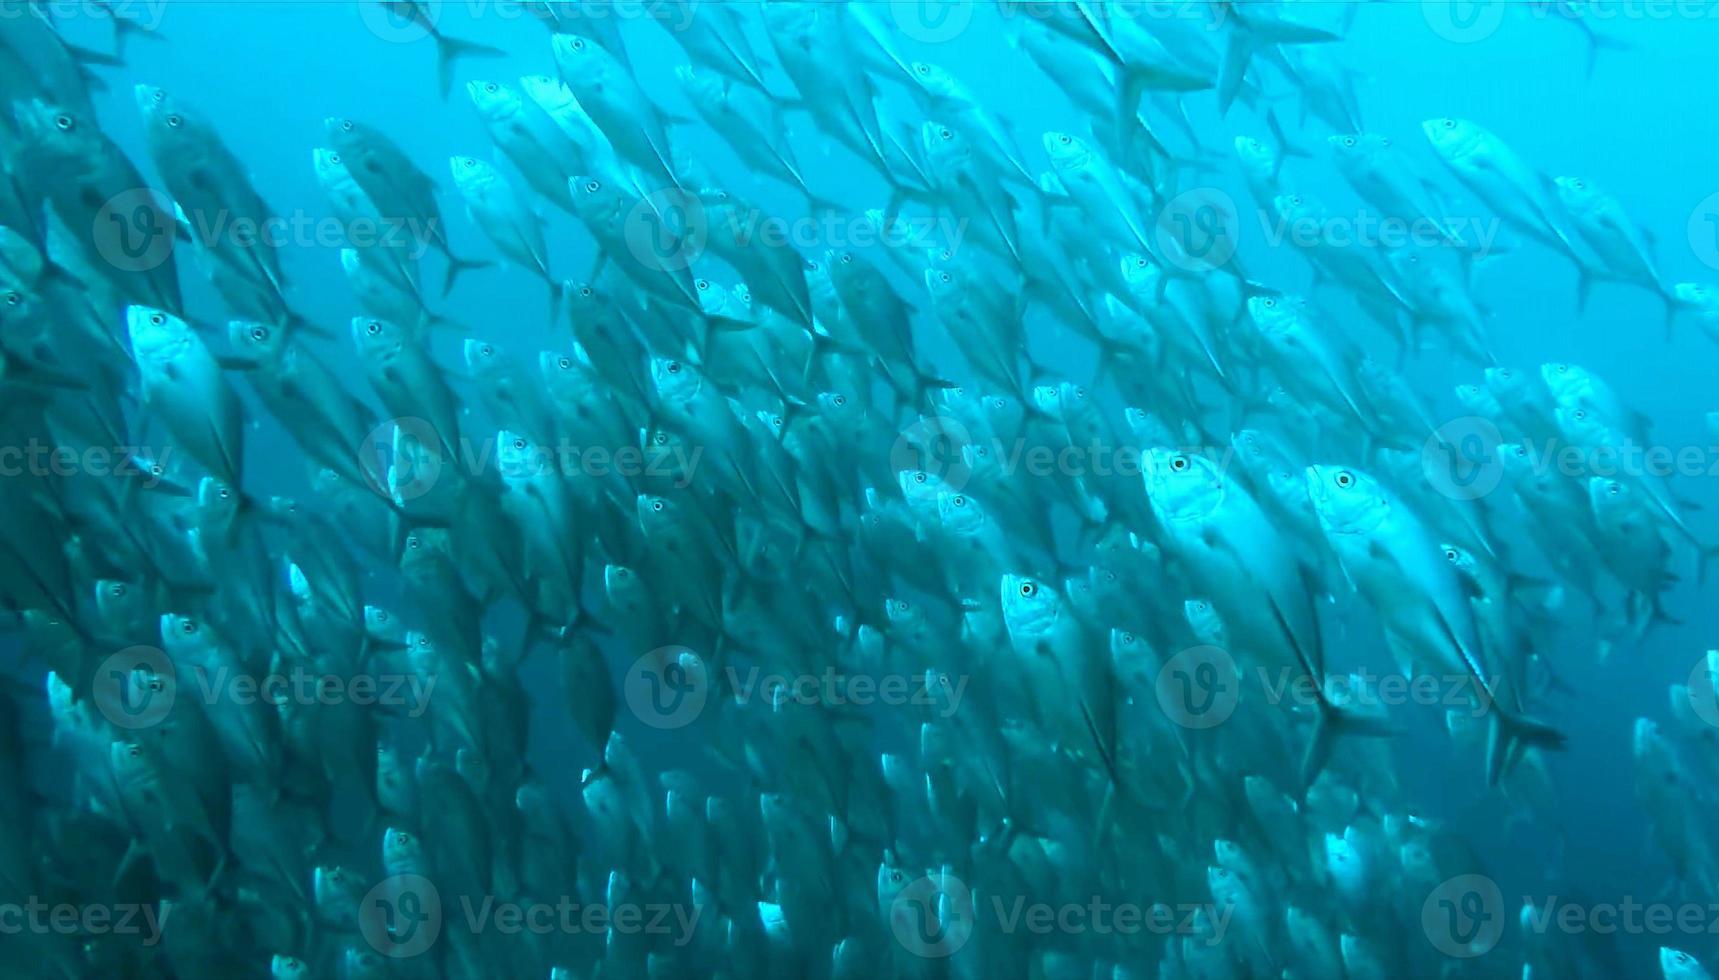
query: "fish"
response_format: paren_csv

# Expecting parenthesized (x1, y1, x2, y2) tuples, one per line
(1305, 465, 1566, 783)
(325, 115, 491, 292)
(449, 154, 556, 310)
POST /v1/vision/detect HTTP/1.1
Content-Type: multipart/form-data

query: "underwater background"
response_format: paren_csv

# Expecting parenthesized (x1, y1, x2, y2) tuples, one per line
(5, 1, 1719, 977)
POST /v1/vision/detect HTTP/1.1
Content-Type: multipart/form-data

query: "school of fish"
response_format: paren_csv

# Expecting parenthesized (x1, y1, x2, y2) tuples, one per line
(0, 1, 1715, 978)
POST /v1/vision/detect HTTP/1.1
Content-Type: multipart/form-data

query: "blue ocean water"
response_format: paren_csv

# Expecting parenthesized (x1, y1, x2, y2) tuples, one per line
(10, 2, 1719, 977)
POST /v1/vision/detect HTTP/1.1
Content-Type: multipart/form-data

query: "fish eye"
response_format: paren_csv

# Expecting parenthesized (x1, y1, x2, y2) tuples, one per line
(890, 870, 905, 884)
(394, 832, 410, 845)
(480, 344, 493, 357)
(585, 180, 600, 192)
(250, 326, 268, 341)
(571, 37, 584, 50)
(1216, 869, 1228, 878)
(991, 397, 1004, 408)
(770, 415, 782, 428)
(149, 312, 166, 326)
(1133, 257, 1147, 269)
(1058, 134, 1071, 145)
(1120, 632, 1134, 645)
(915, 64, 929, 75)
(365, 320, 381, 335)
(374, 610, 389, 622)
(3, 291, 18, 306)
(484, 82, 498, 94)
(653, 431, 668, 445)
(832, 394, 846, 407)
(938, 271, 952, 283)
(651, 499, 665, 512)
(151, 90, 165, 104)
(666, 360, 681, 374)
(1073, 387, 1086, 399)
(180, 619, 198, 634)
(951, 495, 965, 507)
(328, 152, 341, 164)
(150, 464, 164, 476)
(1444, 548, 1459, 561)
(1607, 482, 1620, 495)
(166, 114, 182, 128)
(578, 285, 593, 297)
(1342, 136, 1355, 147)
(1262, 297, 1276, 309)
(128, 744, 142, 758)
(512, 438, 527, 450)
(1018, 581, 1036, 598)
(838, 252, 853, 264)
(218, 487, 231, 500)
(108, 583, 126, 597)
(695, 279, 709, 291)
(913, 472, 927, 484)
(1554, 363, 1567, 373)
(407, 536, 421, 549)
(55, 114, 74, 131)
(1442, 119, 1456, 129)
(1573, 409, 1587, 421)
(1169, 455, 1188, 472)
(939, 127, 952, 140)
(974, 446, 988, 457)
(341, 120, 354, 132)
(557, 356, 572, 369)
(1335, 471, 1354, 488)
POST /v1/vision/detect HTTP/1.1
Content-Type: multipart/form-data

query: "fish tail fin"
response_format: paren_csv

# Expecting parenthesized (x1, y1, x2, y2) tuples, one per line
(1265, 108, 1308, 170)
(1485, 707, 1567, 787)
(1216, 31, 1254, 118)
(1698, 544, 1719, 587)
(441, 254, 493, 296)
(913, 372, 962, 415)
(1583, 26, 1631, 80)
(546, 275, 564, 327)
(433, 33, 508, 99)
(64, 41, 124, 71)
(1301, 699, 1395, 788)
